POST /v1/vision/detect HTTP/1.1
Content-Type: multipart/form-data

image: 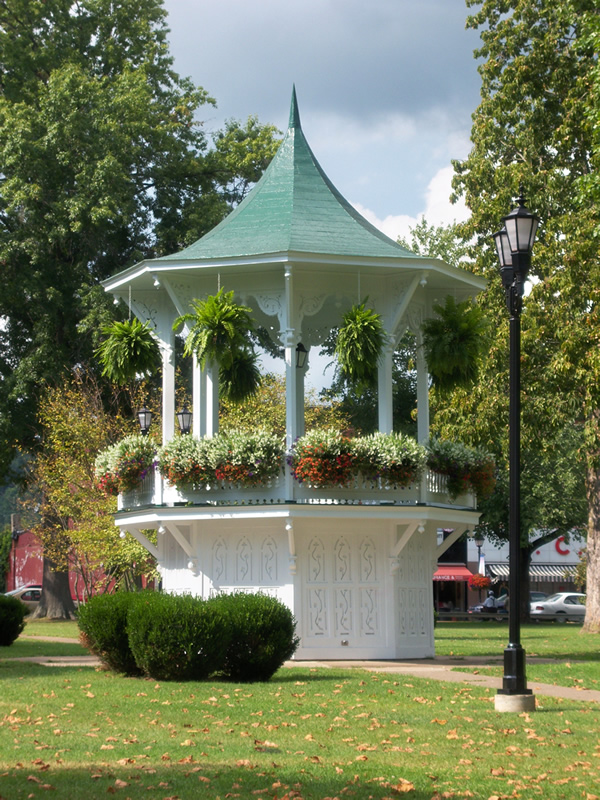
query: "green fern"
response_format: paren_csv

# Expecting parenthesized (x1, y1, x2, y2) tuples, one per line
(421, 296, 488, 394)
(174, 289, 255, 368)
(174, 289, 260, 402)
(219, 348, 262, 403)
(95, 318, 160, 385)
(335, 300, 387, 392)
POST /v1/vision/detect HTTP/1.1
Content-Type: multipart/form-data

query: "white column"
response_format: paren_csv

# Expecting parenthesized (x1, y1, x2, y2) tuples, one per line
(192, 355, 206, 438)
(284, 335, 298, 451)
(416, 332, 430, 444)
(161, 336, 175, 445)
(296, 352, 308, 439)
(205, 363, 219, 438)
(377, 342, 394, 433)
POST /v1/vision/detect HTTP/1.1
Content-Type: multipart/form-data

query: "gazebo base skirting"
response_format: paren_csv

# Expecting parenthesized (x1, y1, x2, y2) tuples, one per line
(116, 503, 479, 661)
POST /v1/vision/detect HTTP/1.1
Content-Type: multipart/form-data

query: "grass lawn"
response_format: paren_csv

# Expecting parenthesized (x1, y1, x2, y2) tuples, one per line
(0, 661, 599, 800)
(0, 622, 599, 798)
(435, 620, 600, 661)
(21, 619, 80, 640)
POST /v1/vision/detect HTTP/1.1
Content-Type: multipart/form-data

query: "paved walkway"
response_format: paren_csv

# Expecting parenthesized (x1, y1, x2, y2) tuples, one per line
(12, 636, 600, 704)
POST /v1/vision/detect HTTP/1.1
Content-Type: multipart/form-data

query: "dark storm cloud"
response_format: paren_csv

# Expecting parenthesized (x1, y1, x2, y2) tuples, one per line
(164, 0, 480, 130)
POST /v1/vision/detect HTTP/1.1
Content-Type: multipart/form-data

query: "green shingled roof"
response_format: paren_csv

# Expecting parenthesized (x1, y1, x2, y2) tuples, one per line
(162, 88, 417, 262)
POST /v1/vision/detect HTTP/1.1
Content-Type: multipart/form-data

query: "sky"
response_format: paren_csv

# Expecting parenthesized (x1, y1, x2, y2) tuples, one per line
(162, 0, 483, 244)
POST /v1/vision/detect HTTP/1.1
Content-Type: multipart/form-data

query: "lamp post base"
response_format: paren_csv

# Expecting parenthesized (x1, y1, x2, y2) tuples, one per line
(495, 644, 535, 712)
(495, 692, 536, 713)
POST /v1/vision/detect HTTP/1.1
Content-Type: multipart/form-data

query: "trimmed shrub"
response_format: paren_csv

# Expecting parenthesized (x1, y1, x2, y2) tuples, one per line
(213, 592, 299, 682)
(77, 592, 143, 675)
(0, 594, 28, 646)
(127, 592, 230, 681)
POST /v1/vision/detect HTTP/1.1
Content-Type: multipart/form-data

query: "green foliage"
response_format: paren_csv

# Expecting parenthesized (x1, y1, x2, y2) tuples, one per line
(126, 592, 230, 681)
(426, 438, 496, 500)
(218, 347, 262, 403)
(0, 528, 12, 593)
(397, 218, 472, 268)
(421, 296, 488, 394)
(77, 592, 142, 675)
(220, 373, 351, 438)
(210, 115, 282, 207)
(25, 380, 157, 604)
(175, 289, 259, 402)
(335, 301, 388, 392)
(95, 318, 160, 385)
(352, 432, 426, 486)
(79, 590, 298, 683)
(0, 594, 27, 646)
(436, 0, 594, 619)
(213, 592, 299, 683)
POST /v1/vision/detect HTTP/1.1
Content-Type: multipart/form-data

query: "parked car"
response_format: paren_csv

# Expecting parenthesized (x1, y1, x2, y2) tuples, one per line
(530, 592, 586, 621)
(4, 584, 42, 612)
(530, 591, 548, 603)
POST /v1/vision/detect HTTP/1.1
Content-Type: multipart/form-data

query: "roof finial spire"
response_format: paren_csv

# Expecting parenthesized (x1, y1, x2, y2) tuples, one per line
(289, 85, 301, 130)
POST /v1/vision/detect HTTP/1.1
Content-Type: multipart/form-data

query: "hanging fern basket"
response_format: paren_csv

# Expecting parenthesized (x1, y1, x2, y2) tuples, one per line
(335, 300, 387, 392)
(95, 318, 160, 385)
(174, 288, 260, 402)
(421, 296, 488, 395)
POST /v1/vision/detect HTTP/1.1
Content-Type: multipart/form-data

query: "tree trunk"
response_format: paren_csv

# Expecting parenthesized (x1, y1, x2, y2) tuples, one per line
(31, 556, 77, 620)
(583, 465, 600, 633)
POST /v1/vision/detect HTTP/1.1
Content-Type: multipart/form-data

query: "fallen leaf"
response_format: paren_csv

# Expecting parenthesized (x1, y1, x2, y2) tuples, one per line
(391, 778, 415, 793)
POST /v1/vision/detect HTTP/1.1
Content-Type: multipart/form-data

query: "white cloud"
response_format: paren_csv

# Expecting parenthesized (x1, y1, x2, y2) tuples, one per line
(352, 164, 470, 244)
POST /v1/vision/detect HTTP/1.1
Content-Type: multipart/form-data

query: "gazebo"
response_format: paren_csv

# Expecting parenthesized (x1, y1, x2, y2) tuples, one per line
(102, 89, 485, 660)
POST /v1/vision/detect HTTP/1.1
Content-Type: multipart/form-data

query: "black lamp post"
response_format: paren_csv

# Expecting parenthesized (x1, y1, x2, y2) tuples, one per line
(177, 407, 193, 435)
(492, 189, 539, 710)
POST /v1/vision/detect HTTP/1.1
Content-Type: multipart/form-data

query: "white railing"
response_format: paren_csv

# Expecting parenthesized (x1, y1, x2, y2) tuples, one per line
(117, 468, 476, 511)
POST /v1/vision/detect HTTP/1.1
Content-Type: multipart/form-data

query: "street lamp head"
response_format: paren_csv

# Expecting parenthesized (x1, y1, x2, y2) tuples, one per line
(502, 190, 540, 258)
(474, 532, 485, 549)
(492, 227, 512, 270)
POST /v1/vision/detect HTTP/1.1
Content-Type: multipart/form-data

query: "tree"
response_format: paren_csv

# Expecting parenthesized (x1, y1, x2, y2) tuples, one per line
(23, 378, 156, 617)
(0, 0, 280, 474)
(446, 0, 596, 625)
(0, 0, 279, 615)
(397, 217, 472, 268)
(220, 373, 351, 438)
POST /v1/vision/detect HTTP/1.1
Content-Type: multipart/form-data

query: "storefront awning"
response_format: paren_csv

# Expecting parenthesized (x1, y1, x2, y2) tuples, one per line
(433, 565, 474, 582)
(488, 563, 576, 582)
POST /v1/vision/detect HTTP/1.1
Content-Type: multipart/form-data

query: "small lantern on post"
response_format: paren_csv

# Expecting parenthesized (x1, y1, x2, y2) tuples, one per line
(137, 407, 153, 436)
(295, 342, 308, 369)
(176, 407, 192, 435)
